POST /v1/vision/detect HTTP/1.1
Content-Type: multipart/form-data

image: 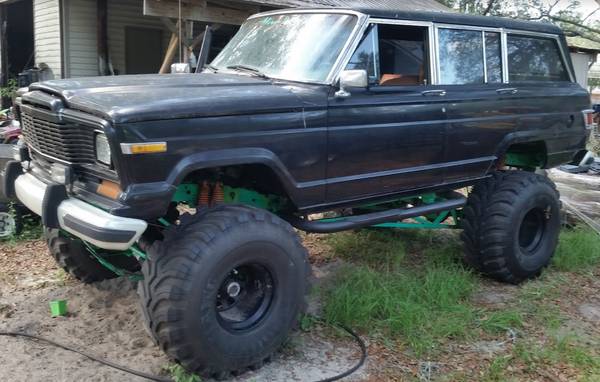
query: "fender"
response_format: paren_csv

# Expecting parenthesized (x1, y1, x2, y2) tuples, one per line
(495, 129, 584, 168)
(166, 147, 302, 202)
(115, 148, 305, 219)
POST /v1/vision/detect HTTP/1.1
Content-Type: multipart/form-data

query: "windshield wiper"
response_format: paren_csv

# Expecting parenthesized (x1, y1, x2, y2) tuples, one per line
(204, 64, 219, 73)
(226, 64, 269, 79)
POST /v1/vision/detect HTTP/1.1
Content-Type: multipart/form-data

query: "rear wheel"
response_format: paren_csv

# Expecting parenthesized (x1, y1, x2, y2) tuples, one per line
(138, 205, 310, 378)
(461, 171, 561, 284)
(45, 228, 140, 283)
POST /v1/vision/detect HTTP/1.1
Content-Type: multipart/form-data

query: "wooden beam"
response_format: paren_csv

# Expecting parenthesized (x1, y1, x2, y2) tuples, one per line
(159, 32, 179, 74)
(144, 0, 256, 25)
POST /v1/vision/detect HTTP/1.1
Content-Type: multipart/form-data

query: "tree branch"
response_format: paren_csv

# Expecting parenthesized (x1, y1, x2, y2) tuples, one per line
(482, 0, 496, 16)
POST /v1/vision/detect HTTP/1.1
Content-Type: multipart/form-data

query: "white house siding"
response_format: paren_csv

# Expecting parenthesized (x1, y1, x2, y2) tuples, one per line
(64, 0, 97, 77)
(33, 0, 62, 79)
(107, 0, 170, 75)
(571, 52, 593, 89)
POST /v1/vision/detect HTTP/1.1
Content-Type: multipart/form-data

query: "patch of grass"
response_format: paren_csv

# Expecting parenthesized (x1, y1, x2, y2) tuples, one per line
(513, 334, 600, 377)
(553, 227, 600, 272)
(479, 310, 523, 334)
(482, 355, 513, 382)
(326, 231, 406, 271)
(163, 364, 201, 382)
(516, 275, 567, 330)
(322, 261, 478, 354)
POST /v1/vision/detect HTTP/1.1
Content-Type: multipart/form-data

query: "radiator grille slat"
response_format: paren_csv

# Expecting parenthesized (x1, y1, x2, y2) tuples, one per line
(21, 112, 96, 164)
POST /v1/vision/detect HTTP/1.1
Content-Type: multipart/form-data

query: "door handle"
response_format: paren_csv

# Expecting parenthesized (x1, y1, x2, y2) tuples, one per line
(422, 90, 447, 97)
(496, 88, 518, 95)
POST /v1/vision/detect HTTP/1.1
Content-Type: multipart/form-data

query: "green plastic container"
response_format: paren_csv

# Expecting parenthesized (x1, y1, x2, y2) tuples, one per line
(49, 300, 68, 317)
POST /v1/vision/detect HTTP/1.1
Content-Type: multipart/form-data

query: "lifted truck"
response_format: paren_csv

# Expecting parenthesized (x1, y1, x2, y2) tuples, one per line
(3, 7, 594, 378)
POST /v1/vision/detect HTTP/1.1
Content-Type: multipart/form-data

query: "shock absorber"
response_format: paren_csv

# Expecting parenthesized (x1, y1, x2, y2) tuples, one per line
(211, 181, 224, 205)
(198, 181, 211, 208)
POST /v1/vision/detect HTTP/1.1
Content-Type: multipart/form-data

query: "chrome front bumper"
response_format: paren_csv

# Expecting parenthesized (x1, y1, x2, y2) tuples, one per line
(14, 172, 147, 250)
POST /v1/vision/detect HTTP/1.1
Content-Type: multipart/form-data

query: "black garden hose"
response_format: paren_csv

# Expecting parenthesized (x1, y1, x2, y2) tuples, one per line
(0, 320, 367, 382)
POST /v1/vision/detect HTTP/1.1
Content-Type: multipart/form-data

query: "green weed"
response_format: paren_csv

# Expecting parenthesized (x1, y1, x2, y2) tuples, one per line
(553, 227, 600, 272)
(327, 231, 406, 271)
(163, 364, 201, 382)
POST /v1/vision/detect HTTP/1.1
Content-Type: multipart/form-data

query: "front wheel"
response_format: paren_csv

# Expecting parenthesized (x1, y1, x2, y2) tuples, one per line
(138, 205, 310, 378)
(461, 171, 561, 284)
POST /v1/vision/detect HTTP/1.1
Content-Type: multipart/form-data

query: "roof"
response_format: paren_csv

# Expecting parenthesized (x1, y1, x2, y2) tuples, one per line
(351, 8, 564, 34)
(243, 0, 450, 11)
(245, 1, 563, 35)
(567, 36, 600, 54)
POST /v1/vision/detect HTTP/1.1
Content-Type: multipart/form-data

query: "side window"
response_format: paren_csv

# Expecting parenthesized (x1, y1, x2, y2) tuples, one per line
(378, 25, 430, 86)
(438, 29, 484, 84)
(344, 23, 430, 86)
(346, 25, 379, 84)
(485, 32, 503, 83)
(507, 35, 569, 82)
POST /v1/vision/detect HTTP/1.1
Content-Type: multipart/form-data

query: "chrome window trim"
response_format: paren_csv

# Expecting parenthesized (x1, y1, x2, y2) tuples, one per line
(435, 25, 496, 85)
(501, 30, 509, 83)
(243, 9, 369, 85)
(340, 18, 437, 85)
(482, 31, 488, 83)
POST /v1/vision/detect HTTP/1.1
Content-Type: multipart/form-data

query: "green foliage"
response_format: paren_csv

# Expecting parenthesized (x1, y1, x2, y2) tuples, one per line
(322, 232, 486, 355)
(553, 227, 600, 272)
(327, 231, 406, 271)
(322, 263, 477, 354)
(513, 334, 600, 375)
(482, 355, 513, 382)
(0, 79, 18, 99)
(164, 364, 202, 382)
(479, 310, 523, 334)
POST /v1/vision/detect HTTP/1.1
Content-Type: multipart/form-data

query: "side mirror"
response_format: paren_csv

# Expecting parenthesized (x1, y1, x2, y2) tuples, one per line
(335, 70, 368, 99)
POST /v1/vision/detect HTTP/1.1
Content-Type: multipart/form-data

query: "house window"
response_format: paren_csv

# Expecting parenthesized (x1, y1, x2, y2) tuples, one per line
(507, 35, 569, 82)
(438, 29, 484, 85)
(345, 24, 430, 86)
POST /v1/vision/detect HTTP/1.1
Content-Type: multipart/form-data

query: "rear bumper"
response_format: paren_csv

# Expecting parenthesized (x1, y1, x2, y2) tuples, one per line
(14, 172, 147, 250)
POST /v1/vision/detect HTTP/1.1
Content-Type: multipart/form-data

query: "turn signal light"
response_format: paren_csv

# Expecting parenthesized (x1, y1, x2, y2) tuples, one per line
(120, 142, 167, 155)
(97, 180, 122, 200)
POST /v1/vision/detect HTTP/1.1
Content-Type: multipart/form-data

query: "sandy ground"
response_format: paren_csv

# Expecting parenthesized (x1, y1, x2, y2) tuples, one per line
(0, 238, 366, 382)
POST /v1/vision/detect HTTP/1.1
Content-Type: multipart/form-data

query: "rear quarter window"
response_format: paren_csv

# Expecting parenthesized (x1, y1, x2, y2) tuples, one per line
(507, 35, 570, 82)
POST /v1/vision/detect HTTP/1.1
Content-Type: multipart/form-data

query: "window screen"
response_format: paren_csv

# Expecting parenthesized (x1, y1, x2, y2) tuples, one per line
(507, 35, 569, 82)
(439, 29, 484, 85)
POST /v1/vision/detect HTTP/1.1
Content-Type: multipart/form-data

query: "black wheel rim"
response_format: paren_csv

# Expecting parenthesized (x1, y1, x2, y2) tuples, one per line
(518, 206, 548, 254)
(216, 263, 274, 332)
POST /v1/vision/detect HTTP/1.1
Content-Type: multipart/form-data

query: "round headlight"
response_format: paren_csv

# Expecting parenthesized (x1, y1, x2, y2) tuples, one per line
(95, 133, 112, 165)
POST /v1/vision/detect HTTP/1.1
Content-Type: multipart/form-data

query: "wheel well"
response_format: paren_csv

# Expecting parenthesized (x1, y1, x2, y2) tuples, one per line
(178, 164, 296, 211)
(503, 141, 547, 170)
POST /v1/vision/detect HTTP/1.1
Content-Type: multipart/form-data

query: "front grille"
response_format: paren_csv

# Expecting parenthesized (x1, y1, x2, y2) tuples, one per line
(21, 111, 96, 164)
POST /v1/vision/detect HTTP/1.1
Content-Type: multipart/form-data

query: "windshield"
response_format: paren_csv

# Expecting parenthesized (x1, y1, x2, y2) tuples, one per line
(211, 13, 358, 83)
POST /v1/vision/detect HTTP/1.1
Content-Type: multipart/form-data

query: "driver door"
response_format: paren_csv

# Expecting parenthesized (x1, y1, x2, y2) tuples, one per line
(326, 22, 447, 204)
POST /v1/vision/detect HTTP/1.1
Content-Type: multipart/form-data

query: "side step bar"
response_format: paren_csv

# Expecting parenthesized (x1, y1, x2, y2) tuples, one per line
(288, 192, 467, 234)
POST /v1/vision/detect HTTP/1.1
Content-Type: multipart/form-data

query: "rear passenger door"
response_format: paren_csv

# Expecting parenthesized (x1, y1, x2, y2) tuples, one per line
(436, 26, 513, 182)
(326, 21, 447, 203)
(503, 33, 581, 161)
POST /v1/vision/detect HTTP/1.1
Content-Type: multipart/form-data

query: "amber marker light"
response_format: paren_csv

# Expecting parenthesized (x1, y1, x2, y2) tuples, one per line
(97, 180, 122, 200)
(120, 142, 167, 155)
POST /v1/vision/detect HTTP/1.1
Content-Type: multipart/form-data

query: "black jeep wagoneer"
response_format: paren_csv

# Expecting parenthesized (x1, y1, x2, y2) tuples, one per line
(4, 7, 594, 377)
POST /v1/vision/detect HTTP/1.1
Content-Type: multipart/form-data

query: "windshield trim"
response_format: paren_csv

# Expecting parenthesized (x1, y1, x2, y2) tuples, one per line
(222, 9, 370, 85)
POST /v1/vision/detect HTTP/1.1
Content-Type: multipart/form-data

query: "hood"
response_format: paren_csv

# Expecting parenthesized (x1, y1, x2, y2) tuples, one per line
(29, 73, 326, 124)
